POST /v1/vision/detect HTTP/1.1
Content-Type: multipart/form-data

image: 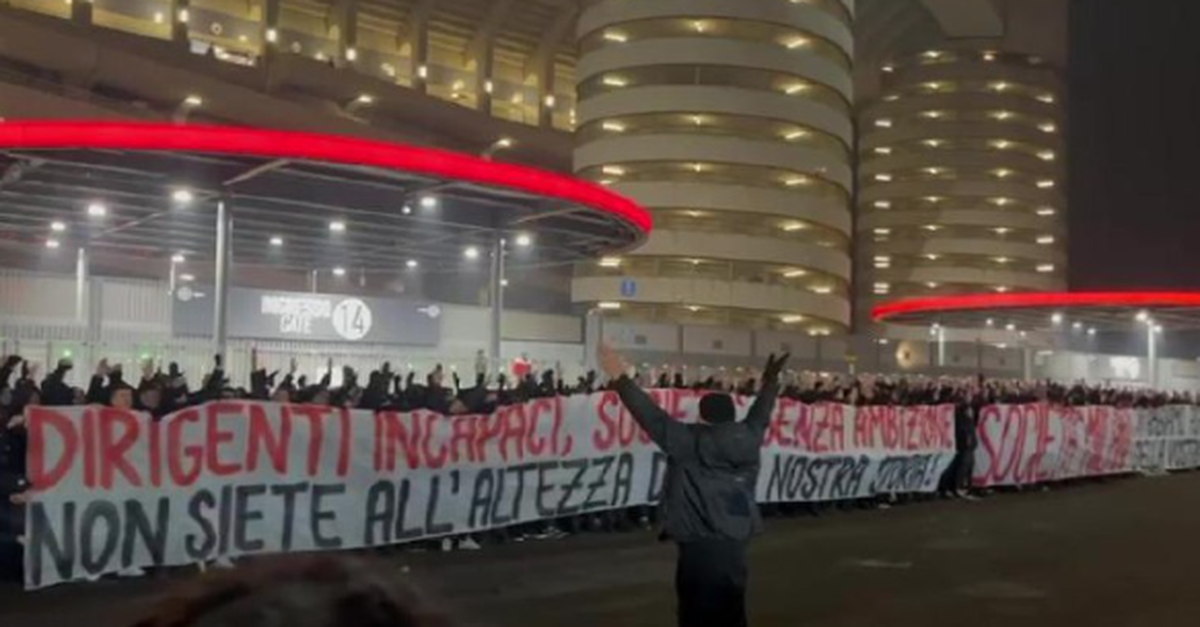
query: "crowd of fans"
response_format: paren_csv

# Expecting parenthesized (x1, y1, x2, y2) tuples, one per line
(2, 351, 1197, 583)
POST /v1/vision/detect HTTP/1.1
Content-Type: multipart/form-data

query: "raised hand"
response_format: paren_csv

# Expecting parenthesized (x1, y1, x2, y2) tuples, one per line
(762, 353, 791, 384)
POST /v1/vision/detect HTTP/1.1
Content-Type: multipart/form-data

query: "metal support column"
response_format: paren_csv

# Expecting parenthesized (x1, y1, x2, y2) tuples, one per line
(936, 326, 946, 368)
(489, 234, 505, 372)
(75, 247, 88, 323)
(213, 199, 232, 363)
(1147, 323, 1158, 389)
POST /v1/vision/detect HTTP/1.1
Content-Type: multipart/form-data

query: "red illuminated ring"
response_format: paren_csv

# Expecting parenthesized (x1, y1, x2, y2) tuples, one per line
(0, 120, 652, 234)
(873, 292, 1200, 323)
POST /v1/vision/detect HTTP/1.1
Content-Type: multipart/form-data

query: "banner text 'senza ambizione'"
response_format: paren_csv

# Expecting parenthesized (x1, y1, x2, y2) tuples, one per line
(23, 391, 956, 588)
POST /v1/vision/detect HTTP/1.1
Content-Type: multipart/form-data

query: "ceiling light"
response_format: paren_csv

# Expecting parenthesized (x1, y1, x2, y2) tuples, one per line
(419, 195, 438, 209)
(926, 281, 939, 289)
(169, 253, 186, 264)
(1037, 235, 1055, 244)
(782, 221, 807, 232)
(598, 301, 622, 310)
(785, 176, 810, 187)
(989, 81, 1011, 92)
(925, 253, 941, 260)
(153, 11, 164, 24)
(50, 221, 66, 232)
(1039, 122, 1058, 133)
(406, 259, 419, 269)
(786, 36, 810, 49)
(1136, 310, 1149, 322)
(45, 239, 60, 249)
(691, 20, 707, 33)
(345, 47, 358, 61)
(873, 228, 891, 235)
(781, 314, 805, 324)
(994, 256, 1011, 264)
(785, 129, 809, 141)
(1037, 179, 1056, 189)
(986, 318, 995, 326)
(991, 197, 1013, 207)
(401, 204, 413, 215)
(1037, 94, 1056, 104)
(602, 75, 628, 87)
(883, 94, 900, 102)
(1037, 207, 1057, 216)
(602, 121, 626, 132)
(332, 267, 346, 277)
(784, 269, 808, 278)
(495, 137, 514, 149)
(602, 165, 627, 176)
(922, 50, 943, 60)
(992, 168, 1013, 179)
(1037, 264, 1055, 273)
(603, 30, 629, 43)
(995, 227, 1012, 235)
(265, 28, 277, 43)
(1038, 150, 1056, 161)
(86, 202, 107, 217)
(922, 224, 942, 232)
(178, 8, 189, 22)
(785, 83, 810, 95)
(874, 173, 893, 182)
(179, 273, 195, 282)
(921, 110, 944, 120)
(544, 94, 557, 108)
(1072, 321, 1083, 330)
(1087, 327, 1097, 336)
(923, 81, 944, 92)
(874, 200, 892, 209)
(992, 110, 1013, 121)
(464, 246, 480, 260)
(983, 51, 997, 62)
(882, 64, 895, 73)
(172, 189, 194, 203)
(599, 257, 622, 268)
(991, 139, 1012, 150)
(329, 220, 346, 232)
(874, 146, 892, 155)
(874, 118, 893, 128)
(515, 233, 533, 247)
(184, 94, 203, 107)
(355, 93, 374, 105)
(269, 236, 284, 246)
(1006, 323, 1017, 331)
(923, 139, 944, 148)
(923, 166, 945, 176)
(690, 163, 706, 173)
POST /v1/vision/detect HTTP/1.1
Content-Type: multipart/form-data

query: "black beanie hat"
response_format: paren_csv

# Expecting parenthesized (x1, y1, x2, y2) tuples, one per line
(699, 393, 736, 424)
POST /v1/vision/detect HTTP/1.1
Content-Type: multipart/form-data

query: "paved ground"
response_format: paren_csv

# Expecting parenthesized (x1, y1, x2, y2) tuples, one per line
(4, 472, 1199, 627)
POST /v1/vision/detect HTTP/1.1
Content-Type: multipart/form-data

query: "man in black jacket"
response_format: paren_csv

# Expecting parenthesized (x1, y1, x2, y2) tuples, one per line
(599, 343, 787, 627)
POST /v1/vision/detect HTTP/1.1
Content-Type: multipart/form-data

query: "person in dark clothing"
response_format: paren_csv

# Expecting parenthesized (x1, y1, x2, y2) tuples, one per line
(599, 342, 788, 627)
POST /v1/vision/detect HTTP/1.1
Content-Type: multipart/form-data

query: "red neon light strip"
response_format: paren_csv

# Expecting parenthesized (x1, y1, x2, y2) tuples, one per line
(872, 292, 1200, 322)
(0, 121, 652, 234)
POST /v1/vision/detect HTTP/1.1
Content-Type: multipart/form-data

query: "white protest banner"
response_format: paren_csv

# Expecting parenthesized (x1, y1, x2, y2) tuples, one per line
(1131, 405, 1200, 472)
(23, 391, 956, 589)
(972, 404, 1136, 487)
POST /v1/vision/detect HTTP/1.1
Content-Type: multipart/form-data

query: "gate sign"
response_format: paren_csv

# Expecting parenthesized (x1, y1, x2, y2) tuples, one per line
(173, 287, 441, 345)
(620, 278, 637, 297)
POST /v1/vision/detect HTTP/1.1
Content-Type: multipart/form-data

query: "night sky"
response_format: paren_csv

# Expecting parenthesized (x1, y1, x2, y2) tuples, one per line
(1069, 0, 1200, 289)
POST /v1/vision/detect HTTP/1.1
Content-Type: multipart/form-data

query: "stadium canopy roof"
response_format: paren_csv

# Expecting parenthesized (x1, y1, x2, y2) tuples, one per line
(0, 120, 650, 275)
(873, 292, 1200, 332)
